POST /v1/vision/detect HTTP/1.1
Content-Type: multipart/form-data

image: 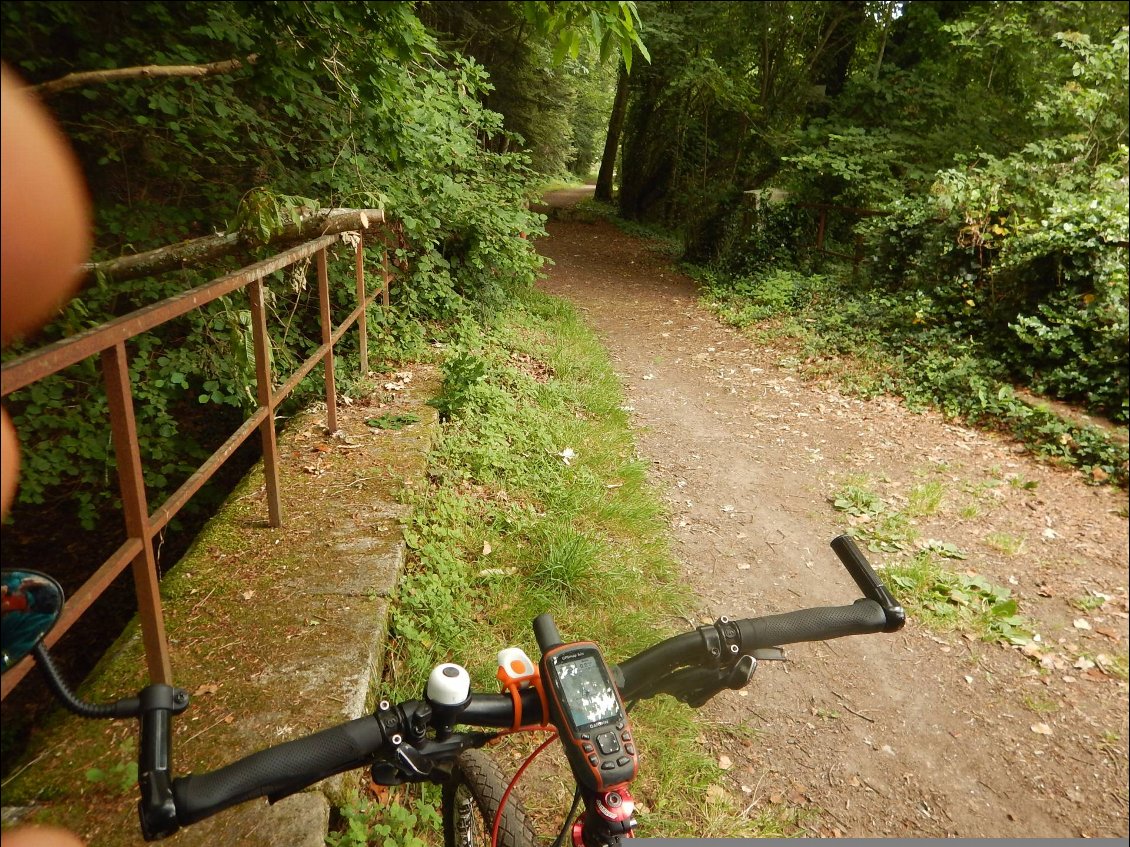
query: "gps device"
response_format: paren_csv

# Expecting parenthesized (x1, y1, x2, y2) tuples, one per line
(536, 617, 637, 792)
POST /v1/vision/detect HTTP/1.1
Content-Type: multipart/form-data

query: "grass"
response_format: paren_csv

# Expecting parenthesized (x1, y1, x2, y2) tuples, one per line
(1022, 695, 1058, 715)
(985, 531, 1026, 556)
(367, 287, 769, 839)
(906, 481, 945, 516)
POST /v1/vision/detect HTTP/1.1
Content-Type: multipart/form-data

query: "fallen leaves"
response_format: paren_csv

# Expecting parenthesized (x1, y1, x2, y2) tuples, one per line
(382, 371, 413, 392)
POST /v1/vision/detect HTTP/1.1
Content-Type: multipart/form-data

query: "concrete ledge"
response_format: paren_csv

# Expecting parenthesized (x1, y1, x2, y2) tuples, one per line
(2, 367, 440, 846)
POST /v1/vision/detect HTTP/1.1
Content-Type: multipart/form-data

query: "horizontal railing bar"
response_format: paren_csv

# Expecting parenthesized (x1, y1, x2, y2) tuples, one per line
(1, 232, 395, 703)
(273, 343, 330, 407)
(147, 408, 270, 534)
(0, 537, 142, 699)
(2, 233, 344, 396)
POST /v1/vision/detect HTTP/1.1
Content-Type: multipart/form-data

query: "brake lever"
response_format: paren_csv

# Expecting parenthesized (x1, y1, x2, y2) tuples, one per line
(370, 732, 497, 786)
(649, 655, 757, 709)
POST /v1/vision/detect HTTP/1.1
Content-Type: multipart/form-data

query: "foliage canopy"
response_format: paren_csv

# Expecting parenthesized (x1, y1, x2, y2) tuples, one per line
(614, 0, 1128, 431)
(0, 1, 636, 528)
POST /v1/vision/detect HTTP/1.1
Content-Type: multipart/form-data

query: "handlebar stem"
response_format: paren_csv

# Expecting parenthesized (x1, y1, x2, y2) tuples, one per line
(138, 684, 190, 841)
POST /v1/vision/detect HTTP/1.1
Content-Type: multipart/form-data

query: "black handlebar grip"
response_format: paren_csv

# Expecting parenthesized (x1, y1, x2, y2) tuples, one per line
(737, 599, 889, 650)
(830, 535, 905, 630)
(533, 613, 564, 654)
(171, 715, 388, 826)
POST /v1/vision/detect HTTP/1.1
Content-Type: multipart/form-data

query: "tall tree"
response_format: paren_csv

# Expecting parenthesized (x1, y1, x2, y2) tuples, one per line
(595, 61, 629, 200)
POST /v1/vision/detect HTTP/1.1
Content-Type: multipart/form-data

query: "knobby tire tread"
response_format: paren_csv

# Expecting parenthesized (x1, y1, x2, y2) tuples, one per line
(442, 749, 538, 847)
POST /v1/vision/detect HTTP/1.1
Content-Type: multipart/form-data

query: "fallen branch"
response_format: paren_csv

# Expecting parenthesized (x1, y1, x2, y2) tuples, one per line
(83, 208, 387, 286)
(31, 55, 258, 97)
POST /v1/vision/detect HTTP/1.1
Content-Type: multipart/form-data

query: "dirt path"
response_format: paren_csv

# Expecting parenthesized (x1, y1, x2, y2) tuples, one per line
(535, 188, 1129, 838)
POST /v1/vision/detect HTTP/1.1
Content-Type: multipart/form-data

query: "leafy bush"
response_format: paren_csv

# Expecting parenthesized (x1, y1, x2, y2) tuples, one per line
(1, 2, 548, 527)
(429, 353, 489, 422)
(755, 15, 1130, 428)
(697, 266, 827, 326)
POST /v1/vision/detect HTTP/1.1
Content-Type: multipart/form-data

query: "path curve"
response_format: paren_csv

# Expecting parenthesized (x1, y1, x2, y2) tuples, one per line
(536, 190, 1129, 838)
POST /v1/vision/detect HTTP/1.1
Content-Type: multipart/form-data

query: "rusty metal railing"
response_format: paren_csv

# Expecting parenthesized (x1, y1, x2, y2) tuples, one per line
(0, 226, 396, 700)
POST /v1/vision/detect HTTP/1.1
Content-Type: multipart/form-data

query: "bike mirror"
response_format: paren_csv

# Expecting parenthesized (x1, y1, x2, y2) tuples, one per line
(1, 570, 64, 673)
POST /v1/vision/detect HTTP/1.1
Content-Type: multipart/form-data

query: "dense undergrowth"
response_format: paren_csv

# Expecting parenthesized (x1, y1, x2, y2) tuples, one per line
(333, 288, 790, 842)
(691, 260, 1129, 488)
(609, 3, 1128, 457)
(0, 1, 584, 532)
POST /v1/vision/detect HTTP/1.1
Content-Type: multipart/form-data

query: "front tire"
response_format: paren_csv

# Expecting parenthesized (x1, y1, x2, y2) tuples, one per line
(442, 749, 538, 847)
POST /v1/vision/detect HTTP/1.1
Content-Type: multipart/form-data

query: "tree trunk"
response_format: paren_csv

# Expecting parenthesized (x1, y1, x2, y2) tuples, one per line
(84, 208, 385, 286)
(594, 62, 630, 203)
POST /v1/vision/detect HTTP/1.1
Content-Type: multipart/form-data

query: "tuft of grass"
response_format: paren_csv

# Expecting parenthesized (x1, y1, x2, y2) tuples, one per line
(985, 531, 1026, 556)
(1022, 695, 1058, 715)
(1105, 654, 1129, 682)
(906, 481, 945, 516)
(527, 524, 604, 602)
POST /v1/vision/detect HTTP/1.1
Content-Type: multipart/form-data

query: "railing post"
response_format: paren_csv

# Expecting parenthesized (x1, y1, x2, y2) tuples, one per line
(316, 248, 338, 433)
(102, 342, 173, 685)
(248, 279, 283, 527)
(355, 234, 368, 376)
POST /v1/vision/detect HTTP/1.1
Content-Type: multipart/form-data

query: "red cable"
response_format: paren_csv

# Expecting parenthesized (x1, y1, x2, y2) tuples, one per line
(491, 731, 559, 847)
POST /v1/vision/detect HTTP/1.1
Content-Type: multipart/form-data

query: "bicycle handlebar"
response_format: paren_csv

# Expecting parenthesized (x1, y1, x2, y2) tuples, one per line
(170, 715, 390, 829)
(615, 599, 889, 701)
(137, 535, 904, 840)
(154, 602, 893, 835)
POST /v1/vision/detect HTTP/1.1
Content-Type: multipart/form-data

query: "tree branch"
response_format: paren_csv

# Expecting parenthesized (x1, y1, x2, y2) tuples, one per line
(31, 55, 258, 97)
(83, 208, 386, 286)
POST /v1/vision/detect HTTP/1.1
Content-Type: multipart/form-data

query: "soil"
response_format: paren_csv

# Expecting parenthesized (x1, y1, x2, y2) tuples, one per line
(534, 186, 1129, 838)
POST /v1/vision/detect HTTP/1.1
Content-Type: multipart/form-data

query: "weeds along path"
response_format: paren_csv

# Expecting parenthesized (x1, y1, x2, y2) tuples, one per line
(534, 188, 1128, 838)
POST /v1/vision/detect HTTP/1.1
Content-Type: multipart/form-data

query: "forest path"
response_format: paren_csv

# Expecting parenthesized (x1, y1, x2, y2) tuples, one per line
(534, 188, 1129, 837)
